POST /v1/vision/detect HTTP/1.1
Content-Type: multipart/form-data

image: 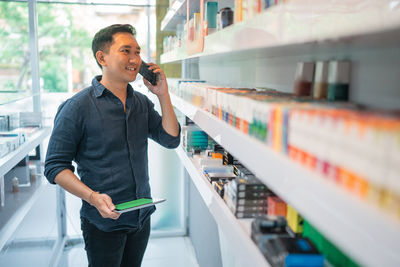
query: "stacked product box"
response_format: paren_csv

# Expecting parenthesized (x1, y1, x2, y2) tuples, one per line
(181, 125, 214, 153)
(223, 150, 234, 165)
(177, 81, 308, 145)
(267, 196, 287, 217)
(174, 80, 400, 219)
(0, 131, 26, 158)
(182, 120, 354, 265)
(0, 112, 41, 159)
(264, 236, 324, 267)
(0, 137, 20, 158)
(235, 0, 289, 23)
(214, 179, 228, 198)
(178, 81, 209, 108)
(251, 215, 290, 244)
(288, 106, 400, 215)
(251, 215, 291, 255)
(202, 164, 236, 184)
(286, 205, 304, 235)
(224, 168, 271, 218)
(251, 215, 324, 267)
(192, 151, 236, 184)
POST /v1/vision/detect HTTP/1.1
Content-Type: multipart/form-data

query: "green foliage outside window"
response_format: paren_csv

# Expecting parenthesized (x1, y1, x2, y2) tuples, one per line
(0, 2, 91, 92)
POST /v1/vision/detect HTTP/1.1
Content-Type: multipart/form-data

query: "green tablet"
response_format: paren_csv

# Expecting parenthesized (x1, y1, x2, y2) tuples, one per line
(114, 198, 166, 213)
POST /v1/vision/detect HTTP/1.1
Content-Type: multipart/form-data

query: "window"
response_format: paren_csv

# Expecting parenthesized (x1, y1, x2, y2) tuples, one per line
(0, 2, 31, 104)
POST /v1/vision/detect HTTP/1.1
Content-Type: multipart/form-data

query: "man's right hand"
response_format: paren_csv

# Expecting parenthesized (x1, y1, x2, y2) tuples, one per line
(53, 170, 121, 220)
(89, 192, 120, 220)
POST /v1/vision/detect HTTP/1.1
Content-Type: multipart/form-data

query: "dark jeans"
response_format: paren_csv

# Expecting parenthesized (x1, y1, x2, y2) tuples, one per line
(81, 217, 151, 267)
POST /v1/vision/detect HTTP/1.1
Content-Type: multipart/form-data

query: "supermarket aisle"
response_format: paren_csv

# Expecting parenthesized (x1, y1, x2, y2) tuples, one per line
(58, 236, 199, 267)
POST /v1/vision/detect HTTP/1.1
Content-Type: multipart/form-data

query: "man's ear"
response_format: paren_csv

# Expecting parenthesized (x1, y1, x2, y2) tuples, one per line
(96, 51, 106, 67)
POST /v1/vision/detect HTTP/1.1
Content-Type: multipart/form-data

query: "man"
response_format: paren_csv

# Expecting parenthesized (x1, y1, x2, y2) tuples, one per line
(44, 24, 180, 267)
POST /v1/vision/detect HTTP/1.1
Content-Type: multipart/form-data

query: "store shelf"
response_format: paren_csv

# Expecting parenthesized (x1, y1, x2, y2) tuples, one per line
(0, 127, 51, 251)
(0, 127, 51, 177)
(160, 0, 400, 63)
(160, 45, 187, 64)
(160, 0, 186, 31)
(171, 93, 400, 267)
(175, 147, 270, 267)
(0, 176, 48, 251)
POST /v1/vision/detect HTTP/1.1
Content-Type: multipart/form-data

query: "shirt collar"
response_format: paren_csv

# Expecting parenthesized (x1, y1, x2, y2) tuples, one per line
(92, 75, 106, 98)
(92, 75, 135, 98)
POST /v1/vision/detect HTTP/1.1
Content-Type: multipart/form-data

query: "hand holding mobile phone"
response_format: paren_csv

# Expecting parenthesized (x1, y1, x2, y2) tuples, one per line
(139, 61, 158, 86)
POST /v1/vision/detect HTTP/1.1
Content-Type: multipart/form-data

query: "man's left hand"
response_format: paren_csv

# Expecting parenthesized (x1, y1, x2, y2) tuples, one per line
(142, 63, 169, 97)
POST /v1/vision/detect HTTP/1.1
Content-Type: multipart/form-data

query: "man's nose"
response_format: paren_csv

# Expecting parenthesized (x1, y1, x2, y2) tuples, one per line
(129, 55, 139, 63)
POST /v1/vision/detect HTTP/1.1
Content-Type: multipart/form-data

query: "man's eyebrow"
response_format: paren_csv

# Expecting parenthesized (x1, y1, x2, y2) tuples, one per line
(119, 45, 140, 51)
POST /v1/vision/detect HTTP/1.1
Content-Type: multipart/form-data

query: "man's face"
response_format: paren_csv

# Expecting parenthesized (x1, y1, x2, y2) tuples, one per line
(101, 32, 141, 83)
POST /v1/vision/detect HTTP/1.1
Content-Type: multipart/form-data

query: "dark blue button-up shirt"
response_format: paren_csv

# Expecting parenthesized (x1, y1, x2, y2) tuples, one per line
(44, 76, 180, 232)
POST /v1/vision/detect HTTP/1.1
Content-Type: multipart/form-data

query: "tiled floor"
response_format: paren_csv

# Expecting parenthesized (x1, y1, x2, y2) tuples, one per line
(58, 236, 199, 267)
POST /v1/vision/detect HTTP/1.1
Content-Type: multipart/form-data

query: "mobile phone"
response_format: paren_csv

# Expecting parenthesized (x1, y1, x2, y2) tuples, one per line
(114, 198, 166, 214)
(139, 60, 158, 86)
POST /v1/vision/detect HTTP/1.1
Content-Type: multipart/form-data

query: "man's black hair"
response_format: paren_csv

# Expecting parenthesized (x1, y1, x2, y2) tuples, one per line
(92, 24, 136, 69)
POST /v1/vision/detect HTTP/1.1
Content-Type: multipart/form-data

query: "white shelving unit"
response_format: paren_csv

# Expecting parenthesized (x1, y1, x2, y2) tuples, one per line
(160, 1, 400, 266)
(0, 128, 50, 178)
(161, 0, 186, 31)
(171, 93, 400, 267)
(175, 147, 270, 267)
(160, 45, 187, 63)
(0, 127, 51, 251)
(161, 0, 400, 64)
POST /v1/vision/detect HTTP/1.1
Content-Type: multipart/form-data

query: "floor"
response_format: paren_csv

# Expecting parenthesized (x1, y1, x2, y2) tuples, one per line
(141, 237, 199, 267)
(58, 236, 200, 267)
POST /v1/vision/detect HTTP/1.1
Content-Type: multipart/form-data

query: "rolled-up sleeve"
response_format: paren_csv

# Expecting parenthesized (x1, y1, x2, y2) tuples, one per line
(44, 99, 83, 184)
(146, 98, 181, 149)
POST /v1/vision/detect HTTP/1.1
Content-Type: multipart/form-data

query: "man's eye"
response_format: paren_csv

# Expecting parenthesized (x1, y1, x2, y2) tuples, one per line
(122, 49, 129, 53)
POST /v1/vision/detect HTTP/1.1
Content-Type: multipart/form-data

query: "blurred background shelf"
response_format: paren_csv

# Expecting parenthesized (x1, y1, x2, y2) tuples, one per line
(0, 175, 48, 251)
(160, 0, 186, 31)
(0, 127, 51, 251)
(0, 128, 50, 177)
(160, 0, 400, 63)
(160, 45, 187, 64)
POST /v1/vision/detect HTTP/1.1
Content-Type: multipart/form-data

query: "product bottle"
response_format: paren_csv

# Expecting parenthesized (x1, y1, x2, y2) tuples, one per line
(12, 177, 19, 193)
(205, 2, 218, 35)
(313, 61, 329, 99)
(327, 61, 351, 101)
(220, 7, 234, 28)
(293, 62, 315, 96)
